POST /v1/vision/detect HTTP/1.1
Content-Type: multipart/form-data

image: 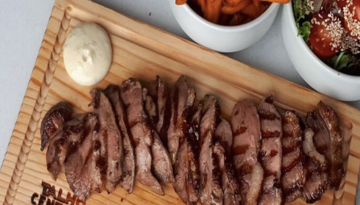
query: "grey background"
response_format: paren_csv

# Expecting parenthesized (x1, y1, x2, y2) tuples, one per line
(0, 0, 358, 202)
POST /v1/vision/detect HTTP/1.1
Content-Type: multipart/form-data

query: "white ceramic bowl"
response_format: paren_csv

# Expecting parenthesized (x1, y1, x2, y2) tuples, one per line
(282, 2, 360, 101)
(169, 1, 280, 53)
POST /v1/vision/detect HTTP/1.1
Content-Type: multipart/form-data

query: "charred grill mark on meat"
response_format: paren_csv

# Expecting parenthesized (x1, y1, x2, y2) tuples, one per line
(91, 88, 123, 193)
(258, 95, 283, 205)
(121, 78, 154, 146)
(231, 100, 263, 205)
(120, 78, 164, 195)
(147, 76, 167, 136)
(214, 118, 241, 205)
(41, 102, 73, 151)
(187, 100, 202, 204)
(302, 128, 329, 203)
(306, 101, 344, 190)
(199, 95, 223, 205)
(280, 111, 306, 203)
(170, 76, 200, 205)
(143, 88, 174, 184)
(104, 85, 136, 193)
(214, 118, 233, 157)
(65, 114, 101, 201)
(46, 117, 84, 180)
(167, 76, 195, 164)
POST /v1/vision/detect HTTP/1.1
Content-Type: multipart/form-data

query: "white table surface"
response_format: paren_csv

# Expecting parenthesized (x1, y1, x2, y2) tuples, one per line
(0, 0, 359, 202)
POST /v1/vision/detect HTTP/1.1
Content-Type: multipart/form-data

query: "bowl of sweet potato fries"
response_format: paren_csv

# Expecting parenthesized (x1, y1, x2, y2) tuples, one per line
(170, 0, 288, 52)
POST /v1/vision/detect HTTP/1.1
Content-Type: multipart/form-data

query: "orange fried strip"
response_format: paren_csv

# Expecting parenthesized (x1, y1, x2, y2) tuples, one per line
(221, 0, 251, 15)
(198, 0, 206, 9)
(224, 0, 243, 6)
(203, 0, 223, 23)
(176, 0, 188, 5)
(261, 0, 289, 3)
(241, 3, 260, 18)
(219, 13, 232, 25)
(253, 0, 261, 9)
(228, 13, 246, 25)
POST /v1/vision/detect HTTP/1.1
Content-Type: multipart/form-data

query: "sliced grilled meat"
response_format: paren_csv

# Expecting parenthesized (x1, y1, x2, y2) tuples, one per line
(147, 76, 167, 135)
(65, 114, 102, 201)
(302, 128, 329, 203)
(189, 101, 203, 152)
(46, 117, 83, 180)
(281, 111, 306, 203)
(41, 102, 72, 151)
(306, 101, 344, 190)
(231, 99, 263, 205)
(143, 88, 174, 184)
(90, 89, 123, 193)
(199, 95, 223, 205)
(104, 85, 136, 193)
(120, 78, 164, 195)
(170, 76, 199, 205)
(214, 118, 233, 157)
(174, 138, 191, 204)
(152, 132, 174, 183)
(214, 117, 241, 205)
(258, 95, 283, 205)
(121, 79, 154, 146)
(143, 88, 157, 126)
(186, 138, 201, 204)
(167, 76, 196, 164)
(187, 100, 202, 204)
(215, 117, 240, 205)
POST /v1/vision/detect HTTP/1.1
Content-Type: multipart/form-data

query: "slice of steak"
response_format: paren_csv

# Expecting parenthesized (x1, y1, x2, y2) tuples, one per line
(187, 100, 202, 204)
(104, 85, 136, 193)
(41, 102, 73, 151)
(231, 100, 263, 205)
(91, 88, 123, 193)
(120, 78, 164, 195)
(167, 76, 196, 164)
(147, 76, 167, 135)
(169, 76, 199, 204)
(189, 100, 203, 153)
(199, 95, 223, 205)
(152, 132, 175, 183)
(214, 117, 240, 205)
(213, 143, 241, 205)
(258, 95, 283, 205)
(121, 78, 154, 146)
(174, 137, 191, 204)
(65, 114, 102, 201)
(186, 137, 200, 204)
(302, 128, 330, 203)
(46, 117, 83, 180)
(214, 117, 233, 157)
(280, 111, 306, 203)
(143, 87, 174, 184)
(306, 101, 344, 190)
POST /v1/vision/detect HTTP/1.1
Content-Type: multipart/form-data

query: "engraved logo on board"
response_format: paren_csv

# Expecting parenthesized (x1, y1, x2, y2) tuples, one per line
(30, 181, 86, 205)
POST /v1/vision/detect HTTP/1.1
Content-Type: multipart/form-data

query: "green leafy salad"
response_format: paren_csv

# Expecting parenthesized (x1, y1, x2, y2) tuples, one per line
(293, 0, 360, 75)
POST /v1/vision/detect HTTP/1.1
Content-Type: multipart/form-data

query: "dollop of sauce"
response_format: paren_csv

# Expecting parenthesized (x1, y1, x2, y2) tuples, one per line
(63, 22, 112, 86)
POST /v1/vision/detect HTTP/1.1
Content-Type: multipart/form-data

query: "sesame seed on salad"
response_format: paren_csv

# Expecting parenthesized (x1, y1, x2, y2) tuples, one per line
(293, 0, 360, 74)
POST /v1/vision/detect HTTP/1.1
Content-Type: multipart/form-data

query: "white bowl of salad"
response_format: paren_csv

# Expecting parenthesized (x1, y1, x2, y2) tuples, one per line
(281, 0, 360, 101)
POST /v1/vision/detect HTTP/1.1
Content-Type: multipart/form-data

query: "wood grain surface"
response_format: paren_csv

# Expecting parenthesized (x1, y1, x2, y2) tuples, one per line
(0, 0, 358, 204)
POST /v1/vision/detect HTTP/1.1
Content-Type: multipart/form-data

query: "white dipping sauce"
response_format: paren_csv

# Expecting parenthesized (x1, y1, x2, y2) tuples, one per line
(63, 22, 112, 86)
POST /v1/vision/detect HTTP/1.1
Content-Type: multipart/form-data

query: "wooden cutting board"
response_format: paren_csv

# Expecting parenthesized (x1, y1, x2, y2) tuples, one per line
(0, 0, 359, 204)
